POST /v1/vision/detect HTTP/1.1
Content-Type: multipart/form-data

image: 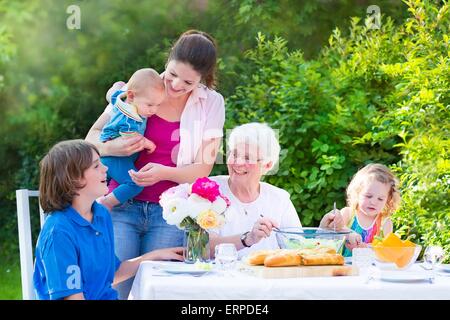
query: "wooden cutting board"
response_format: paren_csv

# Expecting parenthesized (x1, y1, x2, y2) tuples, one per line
(243, 264, 359, 278)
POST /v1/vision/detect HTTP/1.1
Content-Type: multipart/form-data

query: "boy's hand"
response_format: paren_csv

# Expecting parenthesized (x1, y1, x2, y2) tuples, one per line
(142, 247, 184, 261)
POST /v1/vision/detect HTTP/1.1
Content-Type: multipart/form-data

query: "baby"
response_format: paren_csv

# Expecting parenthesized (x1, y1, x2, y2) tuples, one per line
(98, 68, 165, 210)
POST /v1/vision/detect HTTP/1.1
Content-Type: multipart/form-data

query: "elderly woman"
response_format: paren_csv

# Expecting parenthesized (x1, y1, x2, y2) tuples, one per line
(209, 123, 302, 258)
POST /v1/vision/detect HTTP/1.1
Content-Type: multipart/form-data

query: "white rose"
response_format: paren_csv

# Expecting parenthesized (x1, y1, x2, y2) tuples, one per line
(162, 198, 189, 226)
(160, 183, 190, 207)
(211, 196, 227, 214)
(187, 193, 212, 219)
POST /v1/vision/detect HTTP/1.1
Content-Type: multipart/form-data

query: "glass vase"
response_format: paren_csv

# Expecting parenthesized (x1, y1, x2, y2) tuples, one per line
(183, 226, 210, 263)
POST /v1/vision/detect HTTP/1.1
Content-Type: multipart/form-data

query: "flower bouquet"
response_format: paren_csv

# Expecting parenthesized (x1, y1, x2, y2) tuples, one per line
(160, 177, 230, 263)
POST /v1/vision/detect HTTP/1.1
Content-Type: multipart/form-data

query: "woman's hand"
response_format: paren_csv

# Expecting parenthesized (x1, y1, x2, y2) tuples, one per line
(104, 134, 146, 157)
(319, 210, 345, 230)
(142, 247, 184, 261)
(246, 217, 280, 246)
(129, 162, 170, 186)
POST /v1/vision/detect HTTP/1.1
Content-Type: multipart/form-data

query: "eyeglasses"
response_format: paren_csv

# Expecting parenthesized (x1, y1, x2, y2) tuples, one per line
(227, 153, 264, 165)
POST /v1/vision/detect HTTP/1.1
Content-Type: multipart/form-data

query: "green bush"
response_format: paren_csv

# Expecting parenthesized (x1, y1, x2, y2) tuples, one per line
(226, 0, 449, 260)
(370, 0, 450, 258)
(0, 0, 447, 265)
(0, 0, 409, 262)
(226, 32, 399, 226)
(324, 0, 449, 258)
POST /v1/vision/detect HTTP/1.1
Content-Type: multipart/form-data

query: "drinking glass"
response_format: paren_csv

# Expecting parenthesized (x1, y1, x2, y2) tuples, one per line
(214, 243, 238, 275)
(424, 246, 444, 269)
(352, 247, 375, 278)
(422, 246, 444, 283)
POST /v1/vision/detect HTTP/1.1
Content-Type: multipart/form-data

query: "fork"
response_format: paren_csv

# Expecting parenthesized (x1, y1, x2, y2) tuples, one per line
(259, 214, 281, 231)
(333, 202, 337, 232)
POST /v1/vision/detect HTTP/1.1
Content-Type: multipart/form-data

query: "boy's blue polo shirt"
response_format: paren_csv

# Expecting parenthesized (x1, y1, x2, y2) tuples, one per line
(33, 202, 121, 300)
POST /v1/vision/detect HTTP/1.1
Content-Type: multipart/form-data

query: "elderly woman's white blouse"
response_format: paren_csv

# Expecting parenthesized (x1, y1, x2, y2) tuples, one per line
(209, 175, 302, 258)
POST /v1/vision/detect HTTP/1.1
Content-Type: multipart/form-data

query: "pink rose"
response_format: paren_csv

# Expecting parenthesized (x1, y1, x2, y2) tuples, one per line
(191, 177, 220, 202)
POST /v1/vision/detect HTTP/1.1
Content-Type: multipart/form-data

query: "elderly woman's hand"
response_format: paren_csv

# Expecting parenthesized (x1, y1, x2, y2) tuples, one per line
(245, 217, 280, 247)
(129, 162, 169, 186)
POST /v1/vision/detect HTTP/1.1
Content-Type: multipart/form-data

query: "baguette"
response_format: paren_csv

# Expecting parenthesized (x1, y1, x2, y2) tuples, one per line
(264, 251, 302, 267)
(297, 248, 337, 256)
(300, 253, 344, 266)
(246, 250, 277, 266)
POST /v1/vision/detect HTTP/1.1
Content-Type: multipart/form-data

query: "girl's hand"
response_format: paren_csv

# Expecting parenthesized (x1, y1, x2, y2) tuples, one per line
(104, 134, 146, 157)
(142, 247, 184, 261)
(345, 232, 363, 250)
(246, 217, 280, 246)
(129, 162, 169, 186)
(319, 210, 345, 230)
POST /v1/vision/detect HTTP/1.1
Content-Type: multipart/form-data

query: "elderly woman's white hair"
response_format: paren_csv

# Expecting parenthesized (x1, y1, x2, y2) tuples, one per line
(227, 123, 280, 172)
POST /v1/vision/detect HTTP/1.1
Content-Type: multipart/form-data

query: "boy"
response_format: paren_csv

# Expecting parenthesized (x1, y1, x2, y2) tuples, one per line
(34, 140, 182, 299)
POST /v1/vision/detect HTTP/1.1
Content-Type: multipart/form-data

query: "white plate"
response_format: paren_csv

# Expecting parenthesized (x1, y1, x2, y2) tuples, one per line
(374, 261, 399, 270)
(374, 271, 432, 283)
(436, 264, 450, 273)
(157, 263, 212, 276)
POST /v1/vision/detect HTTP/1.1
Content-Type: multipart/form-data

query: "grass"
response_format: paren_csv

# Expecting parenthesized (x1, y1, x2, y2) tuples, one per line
(0, 260, 22, 300)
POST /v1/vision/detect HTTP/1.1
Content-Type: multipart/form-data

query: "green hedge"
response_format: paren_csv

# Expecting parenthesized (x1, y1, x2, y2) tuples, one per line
(226, 0, 449, 260)
(0, 0, 447, 263)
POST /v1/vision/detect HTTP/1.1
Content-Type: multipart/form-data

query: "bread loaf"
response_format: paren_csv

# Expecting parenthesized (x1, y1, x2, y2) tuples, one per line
(245, 248, 344, 267)
(264, 251, 302, 267)
(300, 253, 344, 266)
(246, 250, 277, 266)
(297, 247, 337, 256)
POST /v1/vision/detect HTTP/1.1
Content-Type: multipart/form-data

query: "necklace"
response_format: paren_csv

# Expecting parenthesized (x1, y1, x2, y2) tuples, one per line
(240, 202, 250, 216)
(234, 195, 262, 218)
(226, 178, 263, 218)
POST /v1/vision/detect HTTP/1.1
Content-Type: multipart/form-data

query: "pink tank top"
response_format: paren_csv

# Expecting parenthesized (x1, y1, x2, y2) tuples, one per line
(108, 114, 180, 203)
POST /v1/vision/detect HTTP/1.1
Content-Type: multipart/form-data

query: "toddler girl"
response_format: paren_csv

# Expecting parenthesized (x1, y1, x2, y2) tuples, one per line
(320, 163, 401, 256)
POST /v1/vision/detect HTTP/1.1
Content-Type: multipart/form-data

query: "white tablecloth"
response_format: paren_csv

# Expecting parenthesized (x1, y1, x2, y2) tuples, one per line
(129, 261, 450, 300)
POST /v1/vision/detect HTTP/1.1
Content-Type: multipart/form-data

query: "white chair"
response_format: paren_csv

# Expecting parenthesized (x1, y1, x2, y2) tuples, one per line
(16, 189, 46, 300)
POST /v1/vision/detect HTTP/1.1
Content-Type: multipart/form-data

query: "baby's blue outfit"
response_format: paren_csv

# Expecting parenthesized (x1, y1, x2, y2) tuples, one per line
(100, 89, 147, 204)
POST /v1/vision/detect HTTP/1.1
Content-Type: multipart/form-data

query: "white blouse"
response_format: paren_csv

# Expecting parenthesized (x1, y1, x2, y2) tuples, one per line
(209, 175, 302, 258)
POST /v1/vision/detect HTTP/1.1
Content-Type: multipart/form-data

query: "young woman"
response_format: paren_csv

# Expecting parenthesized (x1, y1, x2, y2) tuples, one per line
(85, 30, 225, 299)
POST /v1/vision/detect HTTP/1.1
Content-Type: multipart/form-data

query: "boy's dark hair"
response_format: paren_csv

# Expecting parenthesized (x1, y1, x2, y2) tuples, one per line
(39, 139, 99, 213)
(168, 30, 218, 89)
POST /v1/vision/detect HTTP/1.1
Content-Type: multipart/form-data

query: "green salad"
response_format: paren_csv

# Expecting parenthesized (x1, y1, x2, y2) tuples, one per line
(284, 237, 342, 251)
